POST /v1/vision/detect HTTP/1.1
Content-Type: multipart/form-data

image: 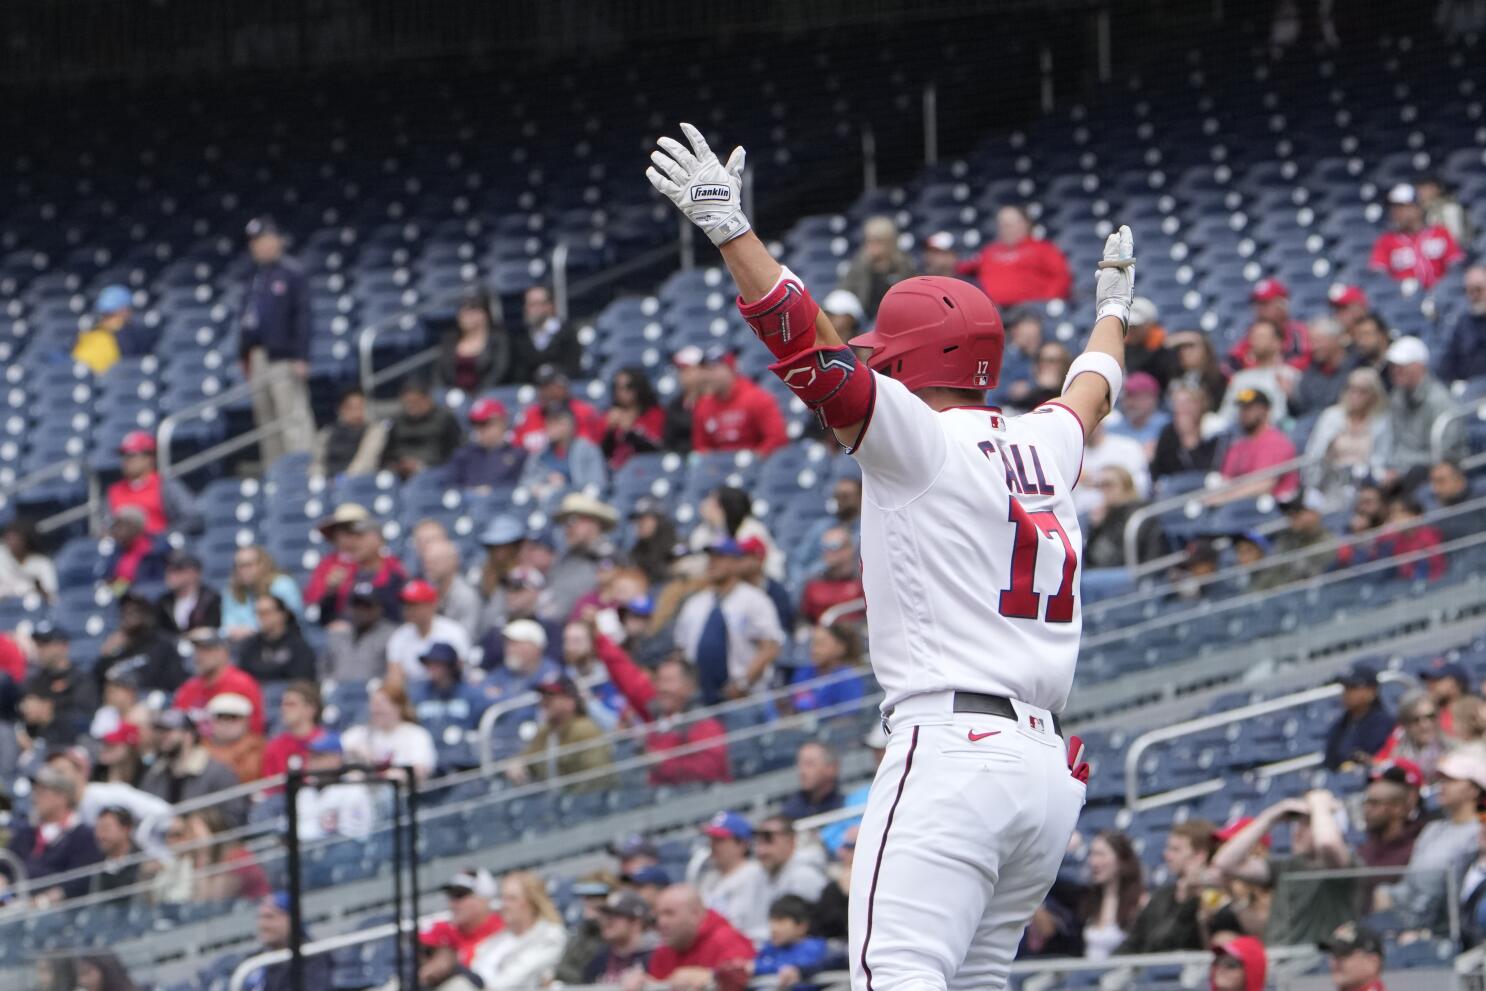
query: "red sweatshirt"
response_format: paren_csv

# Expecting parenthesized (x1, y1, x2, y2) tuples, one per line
(957, 238, 1072, 306)
(174, 665, 266, 735)
(692, 376, 787, 455)
(647, 909, 756, 978)
(107, 472, 169, 535)
(1370, 226, 1462, 287)
(513, 399, 605, 449)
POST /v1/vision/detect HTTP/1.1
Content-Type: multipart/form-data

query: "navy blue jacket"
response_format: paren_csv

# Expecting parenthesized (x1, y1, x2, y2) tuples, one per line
(1439, 312, 1486, 382)
(240, 257, 313, 362)
(1323, 702, 1395, 769)
(448, 441, 526, 489)
(413, 678, 492, 731)
(5, 818, 103, 899)
(755, 936, 830, 988)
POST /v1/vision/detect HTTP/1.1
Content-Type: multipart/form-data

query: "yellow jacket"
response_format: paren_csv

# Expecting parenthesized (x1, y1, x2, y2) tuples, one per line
(73, 328, 121, 374)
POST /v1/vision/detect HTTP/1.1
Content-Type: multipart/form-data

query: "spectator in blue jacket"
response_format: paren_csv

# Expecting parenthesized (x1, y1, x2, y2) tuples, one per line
(412, 642, 491, 732)
(518, 405, 606, 498)
(238, 892, 333, 991)
(0, 765, 103, 904)
(754, 895, 830, 991)
(448, 397, 526, 490)
(238, 217, 315, 466)
(1438, 264, 1486, 382)
(1323, 663, 1396, 770)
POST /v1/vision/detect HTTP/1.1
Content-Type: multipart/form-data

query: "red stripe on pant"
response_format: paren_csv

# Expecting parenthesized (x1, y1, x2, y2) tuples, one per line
(860, 725, 919, 991)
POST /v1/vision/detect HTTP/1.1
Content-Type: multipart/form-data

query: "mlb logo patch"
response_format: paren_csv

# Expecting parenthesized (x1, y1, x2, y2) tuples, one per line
(1027, 714, 1045, 733)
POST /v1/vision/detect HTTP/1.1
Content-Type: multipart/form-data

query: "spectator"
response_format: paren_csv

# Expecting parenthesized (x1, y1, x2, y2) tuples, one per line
(1219, 321, 1299, 425)
(1418, 175, 1471, 243)
(324, 581, 399, 683)
(1375, 692, 1446, 777)
(1323, 663, 1395, 769)
(1356, 761, 1425, 906)
(919, 231, 960, 278)
(485, 619, 562, 703)
(24, 622, 97, 742)
(413, 925, 488, 991)
(518, 405, 607, 497)
(1422, 660, 1471, 738)
(154, 552, 222, 636)
(691, 346, 788, 456)
(1375, 495, 1447, 582)
(1118, 820, 1217, 953)
(1124, 298, 1175, 388)
(174, 630, 266, 734)
(291, 732, 375, 840)
(92, 806, 141, 896)
(798, 526, 864, 626)
(1387, 336, 1464, 477)
(0, 764, 102, 903)
(646, 884, 756, 987)
(73, 284, 146, 374)
(238, 218, 314, 465)
(422, 540, 481, 636)
(627, 497, 681, 588)
(205, 693, 264, 783)
(789, 623, 868, 715)
(237, 893, 333, 991)
(1212, 790, 1355, 945)
(546, 493, 620, 621)
(1377, 748, 1486, 928)
(412, 641, 491, 735)
(754, 895, 829, 991)
(838, 216, 917, 318)
(1079, 831, 1146, 960)
(675, 539, 784, 703)
(1107, 371, 1169, 457)
(1348, 311, 1393, 381)
(1078, 423, 1150, 513)
(476, 515, 529, 633)
(1151, 385, 1222, 481)
(382, 377, 465, 479)
(153, 807, 270, 905)
(97, 590, 188, 698)
(1439, 264, 1486, 382)
(258, 682, 323, 780)
(990, 308, 1045, 407)
(312, 387, 387, 479)
(444, 398, 525, 490)
(434, 290, 511, 392)
(342, 682, 438, 782)
(1167, 330, 1230, 413)
(602, 366, 665, 469)
(689, 811, 770, 943)
(238, 595, 318, 684)
(1292, 317, 1353, 418)
(583, 891, 656, 984)
(624, 658, 731, 786)
(1370, 182, 1464, 287)
(223, 545, 304, 642)
(1321, 922, 1387, 991)
(45, 747, 170, 850)
(1329, 284, 1371, 334)
(475, 871, 568, 989)
(1253, 489, 1335, 589)
(781, 742, 844, 820)
(433, 869, 507, 970)
(810, 824, 855, 940)
(957, 204, 1071, 306)
(1232, 279, 1311, 371)
(1303, 367, 1392, 509)
(513, 366, 605, 448)
(0, 519, 57, 601)
(689, 486, 784, 581)
(1083, 466, 1163, 569)
(386, 580, 473, 684)
(1208, 936, 1268, 991)
(510, 285, 582, 382)
(663, 345, 706, 452)
(1021, 340, 1073, 409)
(508, 674, 614, 791)
(305, 504, 407, 624)
(95, 722, 147, 788)
(559, 621, 641, 730)
(100, 506, 170, 591)
(1216, 389, 1299, 502)
(140, 709, 245, 823)
(1430, 460, 1481, 542)
(756, 815, 829, 903)
(1463, 816, 1486, 948)
(821, 289, 866, 338)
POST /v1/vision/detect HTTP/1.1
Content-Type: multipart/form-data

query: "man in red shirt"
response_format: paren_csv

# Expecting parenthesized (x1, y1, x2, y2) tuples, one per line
(956, 205, 1072, 306)
(305, 505, 407, 623)
(601, 652, 731, 786)
(1370, 183, 1463, 288)
(172, 629, 266, 735)
(106, 430, 201, 535)
(692, 347, 787, 455)
(512, 366, 605, 449)
(424, 868, 506, 969)
(1216, 389, 1298, 503)
(647, 884, 756, 984)
(798, 526, 865, 625)
(1229, 279, 1311, 371)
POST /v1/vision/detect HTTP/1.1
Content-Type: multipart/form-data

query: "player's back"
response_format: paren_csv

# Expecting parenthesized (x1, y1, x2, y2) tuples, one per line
(852, 372, 1085, 714)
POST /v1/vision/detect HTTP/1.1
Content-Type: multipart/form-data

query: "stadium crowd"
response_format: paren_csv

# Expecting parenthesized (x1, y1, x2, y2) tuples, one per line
(1, 159, 1484, 991)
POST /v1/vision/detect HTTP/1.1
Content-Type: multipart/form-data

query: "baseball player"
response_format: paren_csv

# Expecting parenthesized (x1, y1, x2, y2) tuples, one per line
(648, 123, 1133, 991)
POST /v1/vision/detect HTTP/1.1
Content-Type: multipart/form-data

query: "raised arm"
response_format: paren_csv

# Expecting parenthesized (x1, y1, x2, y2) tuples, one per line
(1056, 226, 1134, 441)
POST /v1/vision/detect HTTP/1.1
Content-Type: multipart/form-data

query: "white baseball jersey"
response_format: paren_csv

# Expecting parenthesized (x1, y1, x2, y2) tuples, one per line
(852, 371, 1085, 714)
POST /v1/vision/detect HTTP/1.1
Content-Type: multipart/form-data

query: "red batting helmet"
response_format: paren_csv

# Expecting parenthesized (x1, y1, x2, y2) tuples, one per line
(847, 277, 1005, 392)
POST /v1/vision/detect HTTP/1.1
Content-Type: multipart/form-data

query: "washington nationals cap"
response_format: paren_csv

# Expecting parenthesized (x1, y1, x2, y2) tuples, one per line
(702, 810, 752, 841)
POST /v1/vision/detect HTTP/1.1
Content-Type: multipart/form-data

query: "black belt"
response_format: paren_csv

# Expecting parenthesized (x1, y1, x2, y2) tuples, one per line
(952, 691, 1063, 736)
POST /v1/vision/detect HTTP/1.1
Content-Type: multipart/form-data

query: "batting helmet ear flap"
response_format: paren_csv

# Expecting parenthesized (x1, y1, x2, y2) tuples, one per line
(849, 277, 1005, 393)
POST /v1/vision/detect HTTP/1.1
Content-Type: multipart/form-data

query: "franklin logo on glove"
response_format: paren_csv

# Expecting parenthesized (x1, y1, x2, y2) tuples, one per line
(690, 184, 731, 202)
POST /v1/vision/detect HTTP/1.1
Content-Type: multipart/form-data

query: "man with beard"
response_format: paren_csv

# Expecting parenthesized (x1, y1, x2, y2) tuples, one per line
(140, 709, 245, 825)
(97, 592, 188, 695)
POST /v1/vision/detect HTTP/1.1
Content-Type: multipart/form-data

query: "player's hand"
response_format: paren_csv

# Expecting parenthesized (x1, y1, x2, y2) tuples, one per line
(1095, 224, 1135, 326)
(646, 122, 751, 246)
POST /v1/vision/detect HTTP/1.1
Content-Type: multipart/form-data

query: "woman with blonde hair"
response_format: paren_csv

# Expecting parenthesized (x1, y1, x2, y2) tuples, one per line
(473, 871, 568, 989)
(1304, 367, 1393, 509)
(221, 545, 304, 641)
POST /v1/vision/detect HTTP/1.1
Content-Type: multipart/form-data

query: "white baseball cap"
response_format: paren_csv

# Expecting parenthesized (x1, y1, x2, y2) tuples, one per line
(1385, 335, 1430, 367)
(443, 867, 498, 900)
(207, 693, 254, 718)
(503, 618, 549, 649)
(923, 231, 956, 252)
(1387, 183, 1417, 205)
(822, 289, 865, 325)
(1128, 297, 1159, 327)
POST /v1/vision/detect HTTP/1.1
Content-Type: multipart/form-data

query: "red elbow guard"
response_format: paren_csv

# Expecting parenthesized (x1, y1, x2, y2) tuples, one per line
(737, 272, 819, 360)
(769, 345, 875, 428)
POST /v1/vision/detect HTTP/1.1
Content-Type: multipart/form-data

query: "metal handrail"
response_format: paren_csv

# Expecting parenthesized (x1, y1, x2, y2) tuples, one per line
(1431, 393, 1483, 463)
(1122, 451, 1322, 574)
(0, 849, 27, 898)
(1123, 670, 1415, 811)
(552, 241, 570, 321)
(156, 362, 295, 480)
(474, 668, 610, 771)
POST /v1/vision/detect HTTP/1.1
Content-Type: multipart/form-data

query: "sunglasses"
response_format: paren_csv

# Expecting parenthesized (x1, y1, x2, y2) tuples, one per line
(1405, 711, 1438, 722)
(754, 830, 787, 841)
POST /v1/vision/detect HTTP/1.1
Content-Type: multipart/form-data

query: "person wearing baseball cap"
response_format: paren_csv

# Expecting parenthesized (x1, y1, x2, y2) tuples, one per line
(1208, 935, 1267, 991)
(509, 674, 615, 791)
(1106, 370, 1167, 449)
(920, 231, 960, 278)
(1327, 283, 1370, 331)
(1235, 277, 1312, 371)
(518, 399, 608, 499)
(157, 550, 222, 635)
(435, 868, 506, 968)
(677, 533, 786, 703)
(1320, 921, 1386, 990)
(295, 731, 377, 842)
(665, 345, 707, 450)
(693, 810, 769, 942)
(140, 705, 247, 825)
(510, 360, 605, 450)
(821, 289, 866, 337)
(413, 642, 491, 734)
(690, 339, 789, 456)
(385, 580, 472, 684)
(1122, 297, 1174, 389)
(1323, 662, 1393, 770)
(1217, 385, 1300, 502)
(585, 891, 656, 984)
(73, 283, 144, 375)
(204, 692, 265, 783)
(245, 891, 333, 990)
(1371, 181, 1464, 288)
(173, 627, 268, 736)
(239, 214, 316, 466)
(1386, 334, 1464, 474)
(1377, 748, 1486, 932)
(1420, 658, 1472, 736)
(1355, 758, 1425, 908)
(104, 429, 200, 537)
(449, 396, 526, 490)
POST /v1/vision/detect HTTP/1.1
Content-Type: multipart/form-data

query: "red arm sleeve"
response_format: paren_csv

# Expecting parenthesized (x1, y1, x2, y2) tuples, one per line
(595, 634, 657, 720)
(751, 387, 789, 455)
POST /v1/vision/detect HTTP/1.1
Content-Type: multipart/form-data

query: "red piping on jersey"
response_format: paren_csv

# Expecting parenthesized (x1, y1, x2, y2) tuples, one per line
(861, 725, 919, 991)
(1039, 401, 1086, 489)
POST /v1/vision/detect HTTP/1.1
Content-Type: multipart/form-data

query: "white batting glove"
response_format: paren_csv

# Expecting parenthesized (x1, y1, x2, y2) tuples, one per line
(646, 122, 751, 246)
(1095, 224, 1136, 326)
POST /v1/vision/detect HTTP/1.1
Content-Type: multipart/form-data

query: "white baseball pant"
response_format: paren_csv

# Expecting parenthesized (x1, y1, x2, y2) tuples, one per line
(848, 692, 1086, 991)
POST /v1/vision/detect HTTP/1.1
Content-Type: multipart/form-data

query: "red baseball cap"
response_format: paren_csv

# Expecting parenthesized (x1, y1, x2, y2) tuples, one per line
(400, 579, 439, 604)
(101, 723, 142, 747)
(118, 430, 157, 455)
(469, 398, 509, 424)
(1250, 278, 1289, 303)
(1328, 284, 1368, 308)
(1213, 817, 1272, 849)
(737, 536, 769, 559)
(1371, 757, 1425, 790)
